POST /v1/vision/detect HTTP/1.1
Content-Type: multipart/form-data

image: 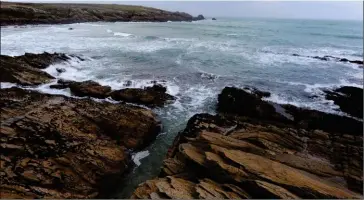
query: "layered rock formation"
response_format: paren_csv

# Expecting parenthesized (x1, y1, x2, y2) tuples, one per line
(0, 52, 69, 85)
(131, 87, 363, 199)
(0, 87, 162, 198)
(2, 52, 176, 107)
(1, 2, 204, 26)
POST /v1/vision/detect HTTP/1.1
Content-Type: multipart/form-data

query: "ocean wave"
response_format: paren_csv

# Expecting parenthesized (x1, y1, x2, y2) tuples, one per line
(132, 150, 150, 166)
(144, 35, 160, 40)
(113, 32, 133, 37)
(309, 32, 363, 40)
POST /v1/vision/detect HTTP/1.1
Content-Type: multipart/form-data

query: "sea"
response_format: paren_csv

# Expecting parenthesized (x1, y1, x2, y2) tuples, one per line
(1, 17, 363, 197)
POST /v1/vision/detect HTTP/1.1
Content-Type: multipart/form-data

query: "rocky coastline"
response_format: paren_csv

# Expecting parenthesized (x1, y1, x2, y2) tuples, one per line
(0, 2, 205, 26)
(132, 87, 363, 199)
(1, 51, 363, 199)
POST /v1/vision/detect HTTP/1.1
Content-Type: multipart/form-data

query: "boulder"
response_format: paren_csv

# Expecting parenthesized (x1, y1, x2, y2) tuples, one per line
(0, 52, 69, 86)
(110, 84, 175, 107)
(56, 67, 66, 73)
(132, 86, 363, 199)
(217, 87, 289, 123)
(324, 86, 363, 118)
(0, 87, 161, 198)
(193, 14, 205, 21)
(212, 18, 216, 20)
(68, 80, 112, 99)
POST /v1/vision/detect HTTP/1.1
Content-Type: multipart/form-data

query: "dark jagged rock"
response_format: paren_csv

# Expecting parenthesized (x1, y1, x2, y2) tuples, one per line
(56, 67, 66, 73)
(243, 86, 271, 98)
(217, 87, 289, 123)
(0, 52, 69, 86)
(290, 54, 363, 66)
(132, 86, 362, 199)
(212, 18, 216, 20)
(123, 80, 132, 87)
(193, 14, 205, 21)
(68, 80, 112, 99)
(0, 87, 161, 198)
(110, 84, 175, 107)
(1, 2, 202, 26)
(324, 86, 363, 118)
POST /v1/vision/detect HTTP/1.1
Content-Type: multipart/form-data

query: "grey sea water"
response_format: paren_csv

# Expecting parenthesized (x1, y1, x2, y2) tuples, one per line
(1, 18, 363, 197)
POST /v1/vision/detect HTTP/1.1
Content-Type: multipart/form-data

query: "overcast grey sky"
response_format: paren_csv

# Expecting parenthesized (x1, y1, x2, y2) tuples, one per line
(5, 1, 364, 20)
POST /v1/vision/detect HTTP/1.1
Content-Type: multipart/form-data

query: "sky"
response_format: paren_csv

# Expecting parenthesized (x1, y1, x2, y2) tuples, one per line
(4, 1, 363, 20)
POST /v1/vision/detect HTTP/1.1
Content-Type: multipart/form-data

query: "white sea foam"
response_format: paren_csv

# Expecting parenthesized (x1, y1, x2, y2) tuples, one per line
(113, 32, 133, 37)
(132, 150, 150, 166)
(1, 82, 17, 89)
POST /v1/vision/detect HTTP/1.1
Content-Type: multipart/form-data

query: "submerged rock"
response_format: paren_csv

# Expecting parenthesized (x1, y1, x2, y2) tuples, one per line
(110, 84, 175, 107)
(0, 87, 161, 198)
(56, 67, 66, 73)
(324, 86, 363, 118)
(0, 52, 69, 86)
(132, 86, 363, 199)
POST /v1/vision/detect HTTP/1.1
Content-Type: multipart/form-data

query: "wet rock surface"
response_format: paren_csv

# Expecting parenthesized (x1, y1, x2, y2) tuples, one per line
(291, 53, 363, 66)
(0, 52, 69, 86)
(1, 2, 204, 26)
(132, 87, 363, 199)
(324, 86, 363, 118)
(110, 84, 176, 107)
(68, 80, 112, 99)
(0, 87, 162, 198)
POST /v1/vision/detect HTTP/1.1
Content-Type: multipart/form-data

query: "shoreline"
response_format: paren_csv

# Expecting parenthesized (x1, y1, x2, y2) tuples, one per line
(0, 2, 205, 26)
(0, 52, 363, 198)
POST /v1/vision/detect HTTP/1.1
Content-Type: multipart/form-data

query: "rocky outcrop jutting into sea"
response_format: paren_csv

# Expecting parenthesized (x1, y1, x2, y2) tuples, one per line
(0, 87, 162, 198)
(0, 2, 205, 26)
(131, 87, 363, 199)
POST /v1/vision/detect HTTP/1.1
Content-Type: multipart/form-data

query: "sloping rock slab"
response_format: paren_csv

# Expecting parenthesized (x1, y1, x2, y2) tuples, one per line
(132, 113, 362, 199)
(131, 87, 363, 199)
(0, 87, 161, 198)
(324, 86, 363, 118)
(0, 52, 69, 86)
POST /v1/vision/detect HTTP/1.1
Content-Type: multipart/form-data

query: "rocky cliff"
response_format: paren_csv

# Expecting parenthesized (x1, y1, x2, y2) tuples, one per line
(131, 87, 363, 199)
(0, 2, 205, 26)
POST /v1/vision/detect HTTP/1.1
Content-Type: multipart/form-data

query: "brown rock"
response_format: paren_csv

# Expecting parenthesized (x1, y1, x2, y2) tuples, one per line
(0, 87, 161, 198)
(131, 87, 363, 199)
(0, 53, 65, 86)
(68, 80, 112, 99)
(110, 84, 175, 107)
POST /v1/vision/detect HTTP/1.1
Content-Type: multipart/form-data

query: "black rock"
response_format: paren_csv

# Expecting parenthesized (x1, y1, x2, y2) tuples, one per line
(324, 86, 363, 118)
(212, 18, 216, 20)
(193, 14, 205, 21)
(56, 68, 66, 73)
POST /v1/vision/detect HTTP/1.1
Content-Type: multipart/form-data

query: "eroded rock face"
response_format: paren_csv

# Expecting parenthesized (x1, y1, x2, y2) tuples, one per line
(131, 87, 363, 199)
(324, 86, 363, 118)
(0, 87, 161, 198)
(0, 52, 68, 86)
(110, 85, 176, 107)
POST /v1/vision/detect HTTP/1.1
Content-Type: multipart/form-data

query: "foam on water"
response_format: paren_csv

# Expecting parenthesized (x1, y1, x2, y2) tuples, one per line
(113, 32, 133, 37)
(1, 82, 17, 89)
(132, 150, 150, 166)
